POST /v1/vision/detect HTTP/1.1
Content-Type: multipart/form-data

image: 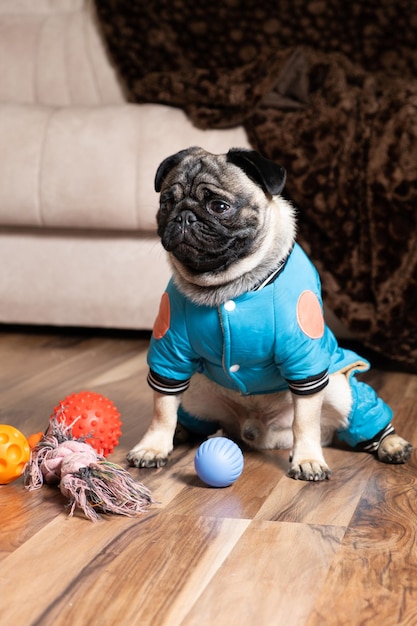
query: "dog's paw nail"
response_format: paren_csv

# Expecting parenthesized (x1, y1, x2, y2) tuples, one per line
(287, 467, 301, 480)
(142, 458, 168, 468)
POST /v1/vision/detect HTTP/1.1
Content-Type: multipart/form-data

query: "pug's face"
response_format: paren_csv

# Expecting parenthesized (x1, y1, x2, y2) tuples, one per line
(154, 147, 296, 304)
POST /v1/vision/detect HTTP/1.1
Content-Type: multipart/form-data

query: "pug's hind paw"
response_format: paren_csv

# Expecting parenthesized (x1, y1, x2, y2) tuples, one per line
(377, 434, 412, 464)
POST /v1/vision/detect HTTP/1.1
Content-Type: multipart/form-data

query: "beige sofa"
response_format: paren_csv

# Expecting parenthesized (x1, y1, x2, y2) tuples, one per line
(0, 0, 250, 329)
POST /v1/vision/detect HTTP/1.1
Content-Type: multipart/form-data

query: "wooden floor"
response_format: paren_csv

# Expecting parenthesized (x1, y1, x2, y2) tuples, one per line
(1, 327, 417, 626)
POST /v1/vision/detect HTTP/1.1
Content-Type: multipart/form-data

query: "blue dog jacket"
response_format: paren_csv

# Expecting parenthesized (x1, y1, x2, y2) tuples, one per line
(147, 243, 393, 449)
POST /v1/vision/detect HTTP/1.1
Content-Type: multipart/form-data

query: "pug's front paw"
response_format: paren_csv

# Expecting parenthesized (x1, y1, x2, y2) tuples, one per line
(288, 459, 332, 481)
(127, 434, 173, 468)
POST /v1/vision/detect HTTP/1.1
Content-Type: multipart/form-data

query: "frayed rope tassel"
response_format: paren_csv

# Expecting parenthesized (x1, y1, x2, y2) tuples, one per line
(24, 417, 153, 521)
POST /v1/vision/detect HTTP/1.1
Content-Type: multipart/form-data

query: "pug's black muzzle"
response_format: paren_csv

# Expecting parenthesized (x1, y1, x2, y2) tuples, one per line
(159, 208, 248, 273)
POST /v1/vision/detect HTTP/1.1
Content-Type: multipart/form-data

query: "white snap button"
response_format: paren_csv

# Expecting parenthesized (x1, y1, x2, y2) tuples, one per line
(224, 300, 236, 311)
(230, 364, 240, 373)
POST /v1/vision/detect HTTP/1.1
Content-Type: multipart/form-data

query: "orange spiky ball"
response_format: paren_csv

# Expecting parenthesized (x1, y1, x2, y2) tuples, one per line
(51, 391, 122, 457)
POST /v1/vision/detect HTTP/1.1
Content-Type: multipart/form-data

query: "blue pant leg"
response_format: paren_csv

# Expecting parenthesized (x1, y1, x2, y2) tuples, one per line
(337, 376, 393, 449)
(177, 404, 220, 436)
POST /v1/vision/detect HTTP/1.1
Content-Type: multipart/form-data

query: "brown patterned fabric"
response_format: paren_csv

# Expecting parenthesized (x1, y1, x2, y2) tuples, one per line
(94, 0, 417, 371)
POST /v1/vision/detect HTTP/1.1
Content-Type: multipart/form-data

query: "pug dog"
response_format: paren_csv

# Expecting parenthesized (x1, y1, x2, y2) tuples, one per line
(127, 147, 412, 480)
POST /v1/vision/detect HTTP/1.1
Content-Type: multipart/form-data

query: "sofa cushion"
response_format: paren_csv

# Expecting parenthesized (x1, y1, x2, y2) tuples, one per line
(0, 102, 250, 231)
(0, 0, 123, 106)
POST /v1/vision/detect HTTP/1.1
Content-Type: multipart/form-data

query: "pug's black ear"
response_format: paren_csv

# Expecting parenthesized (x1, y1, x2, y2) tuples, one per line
(226, 148, 286, 195)
(155, 147, 200, 192)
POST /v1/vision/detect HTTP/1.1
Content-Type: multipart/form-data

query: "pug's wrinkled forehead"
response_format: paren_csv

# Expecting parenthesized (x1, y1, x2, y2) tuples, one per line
(168, 152, 228, 195)
(155, 147, 286, 197)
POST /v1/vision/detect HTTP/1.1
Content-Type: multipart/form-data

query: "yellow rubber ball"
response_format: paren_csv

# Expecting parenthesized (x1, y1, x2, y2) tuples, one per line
(0, 425, 30, 484)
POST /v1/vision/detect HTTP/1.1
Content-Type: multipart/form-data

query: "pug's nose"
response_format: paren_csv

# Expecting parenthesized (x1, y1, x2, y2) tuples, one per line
(175, 210, 197, 226)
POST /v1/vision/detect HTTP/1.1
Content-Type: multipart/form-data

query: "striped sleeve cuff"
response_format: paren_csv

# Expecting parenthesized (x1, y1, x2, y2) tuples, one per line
(354, 423, 396, 452)
(147, 369, 191, 395)
(286, 370, 329, 396)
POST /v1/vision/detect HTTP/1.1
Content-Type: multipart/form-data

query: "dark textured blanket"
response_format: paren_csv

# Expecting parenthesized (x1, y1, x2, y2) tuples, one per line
(94, 0, 417, 371)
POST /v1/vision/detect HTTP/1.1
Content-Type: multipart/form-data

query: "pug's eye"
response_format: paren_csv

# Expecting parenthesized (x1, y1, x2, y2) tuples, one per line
(202, 191, 229, 215)
(207, 199, 230, 214)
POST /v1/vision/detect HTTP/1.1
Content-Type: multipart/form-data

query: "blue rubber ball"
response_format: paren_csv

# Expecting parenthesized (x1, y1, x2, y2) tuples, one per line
(194, 437, 244, 487)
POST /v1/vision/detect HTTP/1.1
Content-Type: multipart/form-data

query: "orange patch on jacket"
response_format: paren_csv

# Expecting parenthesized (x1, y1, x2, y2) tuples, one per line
(297, 290, 325, 339)
(153, 292, 171, 339)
